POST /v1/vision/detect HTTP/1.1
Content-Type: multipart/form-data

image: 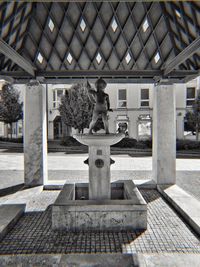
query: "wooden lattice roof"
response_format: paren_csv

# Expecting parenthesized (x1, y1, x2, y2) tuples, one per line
(0, 1, 199, 83)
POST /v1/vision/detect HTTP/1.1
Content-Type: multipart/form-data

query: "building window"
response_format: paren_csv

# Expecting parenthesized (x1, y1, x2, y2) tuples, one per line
(53, 89, 65, 108)
(116, 115, 129, 136)
(186, 87, 195, 107)
(138, 114, 152, 140)
(140, 88, 149, 107)
(117, 122, 129, 136)
(118, 89, 127, 108)
(53, 116, 63, 139)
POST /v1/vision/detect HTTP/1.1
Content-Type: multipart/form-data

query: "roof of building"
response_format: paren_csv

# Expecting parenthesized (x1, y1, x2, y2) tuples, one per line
(0, 1, 199, 83)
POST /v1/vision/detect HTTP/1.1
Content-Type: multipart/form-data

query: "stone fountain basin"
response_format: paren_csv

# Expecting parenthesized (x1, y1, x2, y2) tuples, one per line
(73, 133, 125, 146)
(52, 180, 147, 231)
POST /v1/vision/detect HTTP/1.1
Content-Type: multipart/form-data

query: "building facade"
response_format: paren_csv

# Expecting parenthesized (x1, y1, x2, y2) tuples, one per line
(0, 77, 199, 140)
(47, 77, 200, 140)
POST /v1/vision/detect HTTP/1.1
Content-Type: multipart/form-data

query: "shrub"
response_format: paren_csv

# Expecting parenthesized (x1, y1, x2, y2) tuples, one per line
(134, 142, 147, 149)
(112, 138, 137, 148)
(176, 139, 200, 150)
(135, 140, 152, 149)
(0, 136, 23, 143)
(140, 139, 152, 149)
(60, 136, 82, 146)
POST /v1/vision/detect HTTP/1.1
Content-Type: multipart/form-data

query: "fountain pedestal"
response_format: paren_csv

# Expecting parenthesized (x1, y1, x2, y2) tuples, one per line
(52, 133, 147, 231)
(74, 134, 124, 200)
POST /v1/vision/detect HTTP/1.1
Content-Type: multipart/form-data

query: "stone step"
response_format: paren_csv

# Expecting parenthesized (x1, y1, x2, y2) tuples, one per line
(142, 253, 200, 267)
(158, 184, 200, 235)
(0, 204, 26, 241)
(0, 254, 138, 267)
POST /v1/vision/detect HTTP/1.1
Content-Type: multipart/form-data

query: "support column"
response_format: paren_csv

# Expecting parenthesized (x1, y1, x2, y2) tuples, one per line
(153, 81, 176, 185)
(24, 80, 47, 186)
(89, 145, 111, 200)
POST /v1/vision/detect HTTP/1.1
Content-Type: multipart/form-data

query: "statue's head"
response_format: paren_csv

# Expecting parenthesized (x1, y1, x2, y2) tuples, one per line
(95, 78, 107, 91)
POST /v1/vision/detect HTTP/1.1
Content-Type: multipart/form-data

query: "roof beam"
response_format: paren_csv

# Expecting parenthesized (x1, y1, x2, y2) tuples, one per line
(0, 38, 35, 76)
(163, 36, 200, 75)
(37, 70, 163, 78)
(0, 69, 198, 80)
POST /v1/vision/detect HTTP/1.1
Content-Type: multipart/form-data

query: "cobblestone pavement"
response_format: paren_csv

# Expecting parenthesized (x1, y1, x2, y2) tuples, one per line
(0, 189, 199, 254)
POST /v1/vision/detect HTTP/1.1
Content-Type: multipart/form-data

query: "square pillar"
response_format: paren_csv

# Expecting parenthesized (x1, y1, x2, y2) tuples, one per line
(24, 80, 47, 186)
(89, 145, 111, 200)
(153, 81, 176, 185)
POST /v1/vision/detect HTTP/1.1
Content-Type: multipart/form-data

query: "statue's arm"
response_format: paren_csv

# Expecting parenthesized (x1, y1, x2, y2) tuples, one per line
(87, 81, 96, 95)
(88, 88, 96, 95)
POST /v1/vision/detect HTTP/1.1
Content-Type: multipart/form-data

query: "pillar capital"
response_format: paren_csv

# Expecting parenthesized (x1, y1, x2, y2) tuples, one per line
(154, 77, 174, 86)
(27, 79, 40, 87)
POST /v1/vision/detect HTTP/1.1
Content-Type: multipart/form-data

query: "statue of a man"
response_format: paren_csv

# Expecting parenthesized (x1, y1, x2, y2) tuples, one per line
(88, 78, 113, 134)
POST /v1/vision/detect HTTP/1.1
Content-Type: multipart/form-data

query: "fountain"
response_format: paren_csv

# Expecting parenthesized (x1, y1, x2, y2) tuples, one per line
(52, 79, 147, 231)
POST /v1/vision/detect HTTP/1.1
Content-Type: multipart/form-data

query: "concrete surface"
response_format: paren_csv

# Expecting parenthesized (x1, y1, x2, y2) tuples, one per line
(0, 153, 199, 201)
(24, 81, 47, 186)
(52, 181, 147, 231)
(158, 184, 200, 235)
(0, 254, 137, 267)
(141, 253, 200, 267)
(0, 253, 200, 267)
(0, 204, 25, 241)
(0, 151, 199, 265)
(153, 83, 176, 185)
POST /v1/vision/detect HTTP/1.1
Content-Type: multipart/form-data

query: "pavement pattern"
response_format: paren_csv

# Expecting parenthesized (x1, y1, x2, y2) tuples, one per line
(0, 153, 200, 201)
(0, 189, 199, 254)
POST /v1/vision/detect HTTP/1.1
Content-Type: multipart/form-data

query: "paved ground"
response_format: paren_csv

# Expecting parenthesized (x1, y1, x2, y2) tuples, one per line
(0, 152, 200, 201)
(0, 189, 199, 254)
(0, 152, 200, 263)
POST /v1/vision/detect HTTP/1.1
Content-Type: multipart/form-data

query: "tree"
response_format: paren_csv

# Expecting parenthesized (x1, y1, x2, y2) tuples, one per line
(185, 91, 200, 141)
(59, 83, 94, 133)
(0, 83, 23, 139)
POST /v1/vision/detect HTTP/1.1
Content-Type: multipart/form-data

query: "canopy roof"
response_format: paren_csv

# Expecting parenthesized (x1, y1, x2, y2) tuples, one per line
(0, 1, 199, 83)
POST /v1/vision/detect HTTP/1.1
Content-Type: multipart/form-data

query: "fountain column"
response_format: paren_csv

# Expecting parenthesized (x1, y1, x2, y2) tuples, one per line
(74, 134, 124, 200)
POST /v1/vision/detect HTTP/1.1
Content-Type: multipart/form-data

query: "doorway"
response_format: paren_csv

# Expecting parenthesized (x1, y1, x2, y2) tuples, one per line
(53, 116, 62, 139)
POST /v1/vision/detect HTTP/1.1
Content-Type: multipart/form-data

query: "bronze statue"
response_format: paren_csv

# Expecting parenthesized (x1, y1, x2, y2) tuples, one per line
(88, 78, 113, 134)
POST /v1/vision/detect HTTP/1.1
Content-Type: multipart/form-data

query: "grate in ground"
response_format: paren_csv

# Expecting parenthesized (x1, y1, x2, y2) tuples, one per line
(0, 189, 200, 254)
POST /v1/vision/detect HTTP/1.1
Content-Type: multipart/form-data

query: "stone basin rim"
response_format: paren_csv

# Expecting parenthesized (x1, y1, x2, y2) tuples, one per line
(73, 133, 125, 146)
